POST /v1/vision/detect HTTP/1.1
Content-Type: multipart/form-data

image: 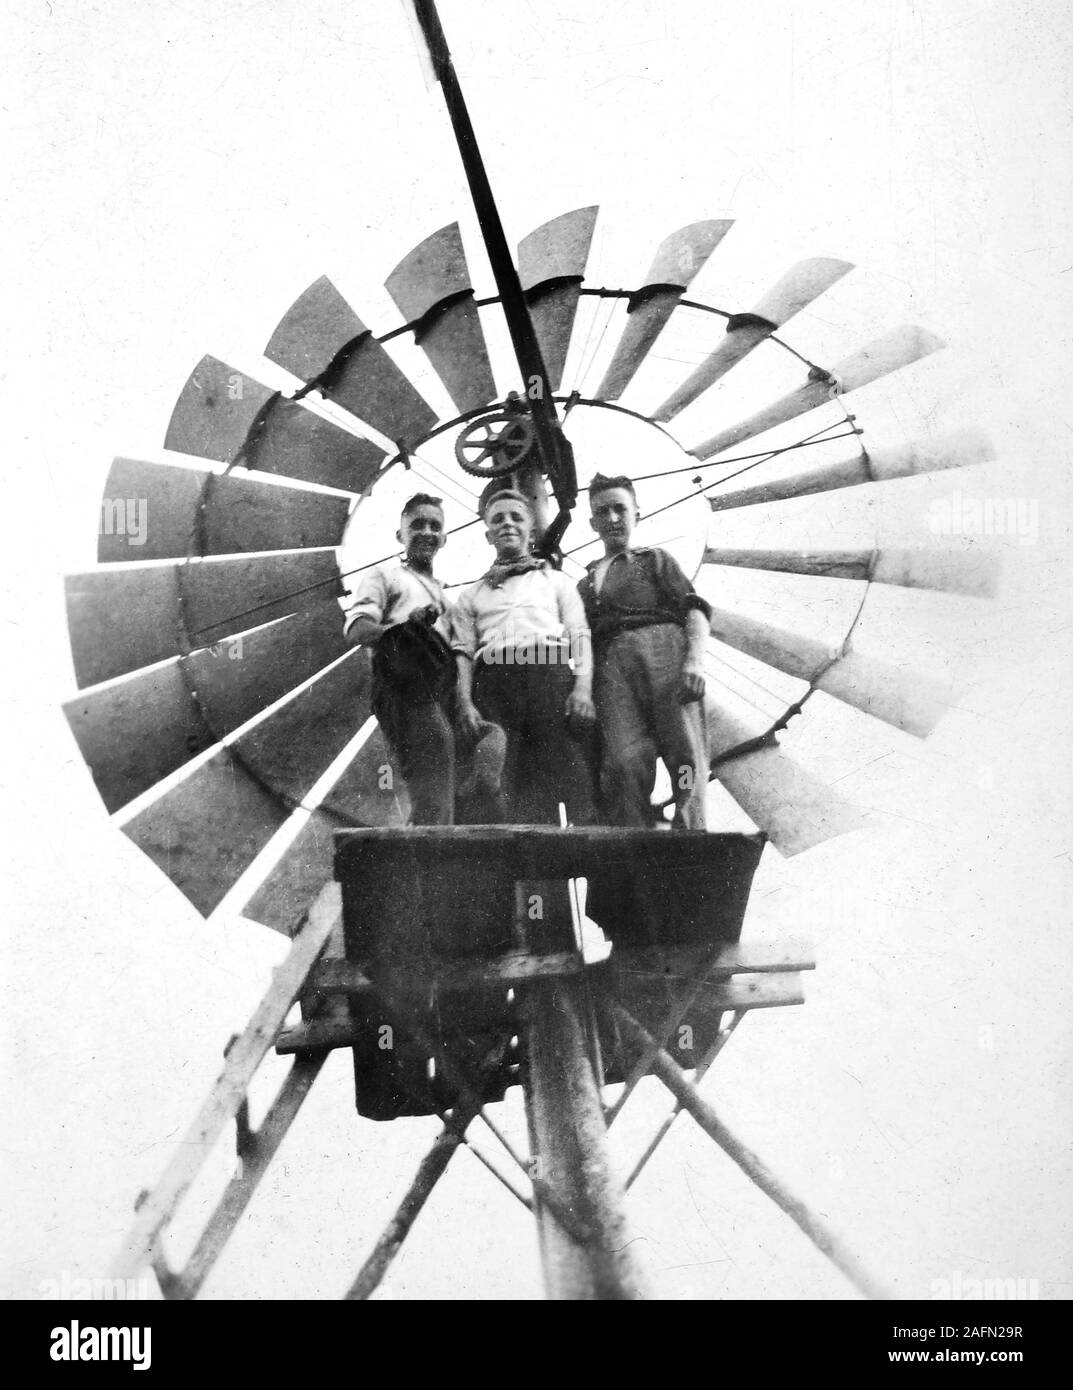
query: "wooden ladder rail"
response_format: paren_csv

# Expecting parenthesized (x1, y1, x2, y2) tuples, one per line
(111, 883, 342, 1292)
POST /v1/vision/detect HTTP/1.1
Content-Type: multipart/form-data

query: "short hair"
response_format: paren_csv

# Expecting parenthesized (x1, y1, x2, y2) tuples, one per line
(588, 473, 637, 504)
(479, 487, 532, 520)
(401, 492, 444, 520)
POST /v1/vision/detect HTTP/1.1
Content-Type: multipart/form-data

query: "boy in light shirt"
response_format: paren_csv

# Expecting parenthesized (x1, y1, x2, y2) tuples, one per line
(343, 493, 457, 824)
(453, 490, 596, 825)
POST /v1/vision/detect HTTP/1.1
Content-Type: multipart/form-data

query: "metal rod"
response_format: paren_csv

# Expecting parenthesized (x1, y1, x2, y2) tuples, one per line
(343, 1097, 481, 1300)
(625, 1012, 745, 1189)
(454, 1131, 534, 1211)
(410, 0, 576, 508)
(610, 1003, 893, 1301)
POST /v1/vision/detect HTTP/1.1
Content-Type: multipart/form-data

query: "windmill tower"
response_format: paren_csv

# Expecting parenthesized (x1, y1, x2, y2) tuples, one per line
(59, 0, 998, 1300)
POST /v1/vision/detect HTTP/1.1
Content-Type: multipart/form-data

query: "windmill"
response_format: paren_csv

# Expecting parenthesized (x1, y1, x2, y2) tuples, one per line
(59, 0, 999, 1300)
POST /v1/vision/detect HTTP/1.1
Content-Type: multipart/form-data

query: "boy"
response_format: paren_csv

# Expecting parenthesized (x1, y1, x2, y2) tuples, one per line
(452, 489, 596, 825)
(578, 473, 711, 829)
(343, 493, 456, 824)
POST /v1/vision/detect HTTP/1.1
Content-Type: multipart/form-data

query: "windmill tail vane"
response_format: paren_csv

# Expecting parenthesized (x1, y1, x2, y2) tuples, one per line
(63, 0, 1000, 1300)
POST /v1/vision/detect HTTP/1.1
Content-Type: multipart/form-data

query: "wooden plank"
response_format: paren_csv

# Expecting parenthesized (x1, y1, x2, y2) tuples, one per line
(596, 221, 733, 400)
(385, 223, 496, 413)
(170, 1052, 327, 1299)
(655, 257, 853, 420)
(690, 324, 946, 460)
(112, 884, 340, 1279)
(614, 938, 815, 979)
(611, 1002, 892, 1300)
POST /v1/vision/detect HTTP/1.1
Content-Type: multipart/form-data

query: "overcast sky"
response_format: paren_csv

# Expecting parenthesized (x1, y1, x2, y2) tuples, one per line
(3, 0, 1072, 1301)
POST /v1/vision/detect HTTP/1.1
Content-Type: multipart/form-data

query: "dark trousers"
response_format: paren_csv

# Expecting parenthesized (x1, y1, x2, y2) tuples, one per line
(473, 658, 595, 826)
(373, 688, 455, 826)
(594, 624, 708, 829)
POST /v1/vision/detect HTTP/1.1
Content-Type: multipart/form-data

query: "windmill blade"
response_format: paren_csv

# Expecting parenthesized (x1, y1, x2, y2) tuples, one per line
(265, 277, 437, 450)
(165, 354, 276, 462)
(595, 220, 734, 400)
(706, 607, 955, 737)
(707, 427, 997, 513)
(123, 748, 292, 917)
(97, 457, 350, 564)
(122, 654, 374, 917)
(242, 806, 349, 935)
(319, 723, 410, 827)
(385, 223, 497, 413)
(702, 546, 999, 598)
(518, 206, 599, 393)
(243, 723, 410, 935)
(690, 325, 945, 460)
(63, 610, 361, 814)
(63, 662, 214, 815)
(655, 257, 854, 420)
(706, 698, 867, 855)
(66, 549, 341, 688)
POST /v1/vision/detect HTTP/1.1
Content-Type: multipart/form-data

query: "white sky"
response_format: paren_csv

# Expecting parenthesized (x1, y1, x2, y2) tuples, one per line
(2, 0, 1072, 1301)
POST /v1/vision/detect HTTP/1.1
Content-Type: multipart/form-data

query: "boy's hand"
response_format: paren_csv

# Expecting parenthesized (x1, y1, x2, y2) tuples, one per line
(404, 604, 440, 630)
(565, 690, 596, 729)
(457, 699, 485, 741)
(679, 664, 705, 704)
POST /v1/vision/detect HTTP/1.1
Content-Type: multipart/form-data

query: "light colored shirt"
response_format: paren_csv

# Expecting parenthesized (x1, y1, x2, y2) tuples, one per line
(342, 562, 450, 640)
(452, 566, 590, 665)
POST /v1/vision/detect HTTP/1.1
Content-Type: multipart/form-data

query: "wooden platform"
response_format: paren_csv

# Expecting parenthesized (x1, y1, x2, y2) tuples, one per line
(276, 827, 811, 1119)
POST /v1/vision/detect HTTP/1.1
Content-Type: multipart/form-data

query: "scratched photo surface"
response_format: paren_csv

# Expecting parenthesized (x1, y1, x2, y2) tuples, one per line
(4, 0, 1071, 1301)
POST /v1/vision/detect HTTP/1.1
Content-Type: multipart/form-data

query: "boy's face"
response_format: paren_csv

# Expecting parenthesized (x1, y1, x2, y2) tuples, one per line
(589, 486, 638, 554)
(484, 497, 533, 559)
(398, 504, 446, 563)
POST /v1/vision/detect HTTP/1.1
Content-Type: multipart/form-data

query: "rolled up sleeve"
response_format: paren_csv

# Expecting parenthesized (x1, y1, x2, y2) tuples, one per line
(656, 550, 712, 622)
(342, 568, 389, 636)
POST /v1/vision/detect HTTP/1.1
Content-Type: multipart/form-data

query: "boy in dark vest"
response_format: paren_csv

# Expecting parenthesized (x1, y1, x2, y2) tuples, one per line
(578, 473, 711, 829)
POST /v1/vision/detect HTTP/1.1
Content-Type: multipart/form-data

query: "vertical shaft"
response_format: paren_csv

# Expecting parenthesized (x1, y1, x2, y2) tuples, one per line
(516, 884, 647, 1300)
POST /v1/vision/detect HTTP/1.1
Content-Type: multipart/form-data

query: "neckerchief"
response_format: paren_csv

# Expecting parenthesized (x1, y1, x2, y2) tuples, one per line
(481, 554, 547, 590)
